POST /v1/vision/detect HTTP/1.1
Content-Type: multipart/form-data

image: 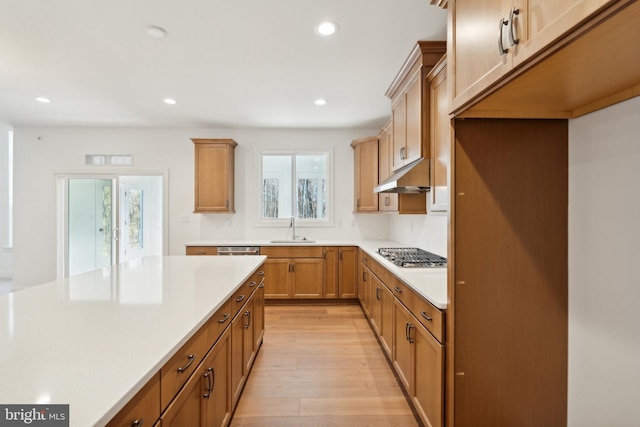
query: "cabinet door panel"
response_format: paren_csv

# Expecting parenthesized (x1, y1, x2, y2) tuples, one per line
(404, 74, 423, 165)
(393, 300, 414, 393)
(414, 323, 444, 427)
(262, 259, 290, 299)
(451, 0, 511, 108)
(380, 284, 394, 359)
(392, 97, 406, 170)
(161, 365, 204, 427)
(291, 259, 323, 298)
(429, 60, 450, 213)
(254, 283, 265, 348)
(230, 312, 245, 406)
(203, 328, 231, 427)
(352, 138, 379, 212)
(339, 247, 357, 299)
(323, 247, 339, 298)
(513, 0, 615, 66)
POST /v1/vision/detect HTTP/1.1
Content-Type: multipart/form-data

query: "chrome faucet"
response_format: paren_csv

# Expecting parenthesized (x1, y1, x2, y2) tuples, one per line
(290, 216, 299, 240)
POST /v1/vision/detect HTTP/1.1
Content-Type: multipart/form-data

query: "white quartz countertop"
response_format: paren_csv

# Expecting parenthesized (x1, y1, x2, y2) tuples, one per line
(0, 255, 266, 427)
(185, 239, 448, 309)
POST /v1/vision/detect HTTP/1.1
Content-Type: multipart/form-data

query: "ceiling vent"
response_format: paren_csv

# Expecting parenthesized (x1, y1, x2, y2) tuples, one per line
(85, 154, 133, 166)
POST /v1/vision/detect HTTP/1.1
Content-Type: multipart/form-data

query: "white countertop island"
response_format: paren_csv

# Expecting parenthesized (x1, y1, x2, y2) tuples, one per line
(0, 255, 266, 427)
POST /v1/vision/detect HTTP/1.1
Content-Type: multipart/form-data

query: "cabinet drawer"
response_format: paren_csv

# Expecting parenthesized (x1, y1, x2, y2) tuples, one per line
(185, 246, 217, 255)
(106, 372, 160, 427)
(231, 278, 256, 315)
(206, 299, 232, 345)
(261, 246, 322, 258)
(412, 295, 444, 344)
(387, 276, 415, 309)
(360, 249, 372, 269)
(160, 327, 209, 409)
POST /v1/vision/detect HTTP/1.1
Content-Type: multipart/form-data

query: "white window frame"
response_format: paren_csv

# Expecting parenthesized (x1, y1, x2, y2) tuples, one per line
(257, 150, 333, 227)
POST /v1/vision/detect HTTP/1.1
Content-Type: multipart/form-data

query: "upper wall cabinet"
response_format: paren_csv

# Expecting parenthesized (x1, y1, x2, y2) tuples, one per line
(386, 41, 446, 171)
(427, 56, 450, 213)
(448, 0, 639, 118)
(377, 121, 398, 212)
(192, 139, 237, 213)
(351, 136, 379, 212)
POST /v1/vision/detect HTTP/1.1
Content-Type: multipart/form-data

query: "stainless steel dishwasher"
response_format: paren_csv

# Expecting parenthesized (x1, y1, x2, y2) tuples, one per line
(216, 246, 260, 256)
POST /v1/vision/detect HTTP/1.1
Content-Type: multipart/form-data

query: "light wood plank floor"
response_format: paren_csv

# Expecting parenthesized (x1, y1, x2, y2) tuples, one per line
(230, 304, 421, 427)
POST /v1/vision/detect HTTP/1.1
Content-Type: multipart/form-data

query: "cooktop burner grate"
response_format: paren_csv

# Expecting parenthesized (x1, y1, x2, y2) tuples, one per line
(378, 247, 447, 268)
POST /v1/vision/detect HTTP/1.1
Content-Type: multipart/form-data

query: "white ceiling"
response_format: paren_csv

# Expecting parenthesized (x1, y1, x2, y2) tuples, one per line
(0, 0, 447, 129)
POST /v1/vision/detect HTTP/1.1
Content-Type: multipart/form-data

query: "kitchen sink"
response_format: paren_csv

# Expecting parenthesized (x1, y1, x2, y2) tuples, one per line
(269, 239, 316, 244)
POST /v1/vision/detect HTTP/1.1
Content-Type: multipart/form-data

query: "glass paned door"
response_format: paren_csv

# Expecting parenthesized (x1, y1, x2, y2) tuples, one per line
(67, 178, 115, 276)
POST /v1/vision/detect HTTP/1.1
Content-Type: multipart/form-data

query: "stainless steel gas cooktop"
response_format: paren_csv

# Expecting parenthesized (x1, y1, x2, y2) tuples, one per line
(378, 247, 447, 268)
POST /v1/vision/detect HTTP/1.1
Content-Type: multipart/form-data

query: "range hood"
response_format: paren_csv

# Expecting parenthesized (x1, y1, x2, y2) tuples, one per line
(374, 158, 430, 194)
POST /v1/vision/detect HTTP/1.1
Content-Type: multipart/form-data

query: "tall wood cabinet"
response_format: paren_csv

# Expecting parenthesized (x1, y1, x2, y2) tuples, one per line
(192, 139, 236, 213)
(449, 119, 568, 426)
(351, 136, 379, 212)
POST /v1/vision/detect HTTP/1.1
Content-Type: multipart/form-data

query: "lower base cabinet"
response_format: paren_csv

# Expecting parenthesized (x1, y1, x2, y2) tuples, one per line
(161, 327, 231, 427)
(108, 266, 265, 427)
(394, 299, 443, 427)
(359, 250, 444, 427)
(231, 293, 256, 407)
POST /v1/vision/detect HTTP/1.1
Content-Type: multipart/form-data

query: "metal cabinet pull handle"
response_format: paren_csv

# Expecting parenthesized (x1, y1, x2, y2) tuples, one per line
(420, 311, 433, 321)
(258, 278, 265, 288)
(394, 286, 402, 293)
(203, 367, 214, 399)
(196, 251, 206, 255)
(498, 17, 509, 55)
(249, 281, 257, 288)
(132, 419, 144, 427)
(376, 287, 381, 301)
(236, 294, 245, 303)
(258, 270, 265, 276)
(177, 353, 195, 373)
(244, 310, 251, 329)
(509, 7, 520, 46)
(405, 323, 414, 344)
(218, 313, 230, 324)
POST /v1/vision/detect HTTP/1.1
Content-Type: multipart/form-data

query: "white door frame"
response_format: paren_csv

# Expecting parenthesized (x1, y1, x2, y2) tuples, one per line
(55, 169, 168, 280)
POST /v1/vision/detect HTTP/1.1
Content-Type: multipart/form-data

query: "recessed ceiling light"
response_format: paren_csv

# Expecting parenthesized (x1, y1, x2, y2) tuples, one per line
(313, 98, 327, 106)
(147, 25, 167, 38)
(315, 21, 339, 36)
(35, 97, 51, 103)
(163, 98, 177, 105)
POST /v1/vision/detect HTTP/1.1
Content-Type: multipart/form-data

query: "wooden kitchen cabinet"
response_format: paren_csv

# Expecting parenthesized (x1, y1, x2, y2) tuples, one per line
(427, 56, 450, 213)
(260, 246, 323, 299)
(371, 276, 393, 359)
(450, 119, 568, 426)
(386, 41, 446, 171)
(161, 327, 231, 427)
(106, 373, 160, 427)
(186, 246, 218, 256)
(394, 299, 443, 427)
(231, 293, 257, 407)
(324, 246, 358, 299)
(192, 138, 236, 213)
(377, 121, 398, 212)
(448, 0, 627, 115)
(351, 136, 379, 212)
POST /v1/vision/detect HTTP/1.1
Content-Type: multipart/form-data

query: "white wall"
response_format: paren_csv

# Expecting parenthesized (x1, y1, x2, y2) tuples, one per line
(12, 127, 389, 286)
(0, 124, 12, 279)
(388, 212, 447, 257)
(568, 96, 640, 426)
